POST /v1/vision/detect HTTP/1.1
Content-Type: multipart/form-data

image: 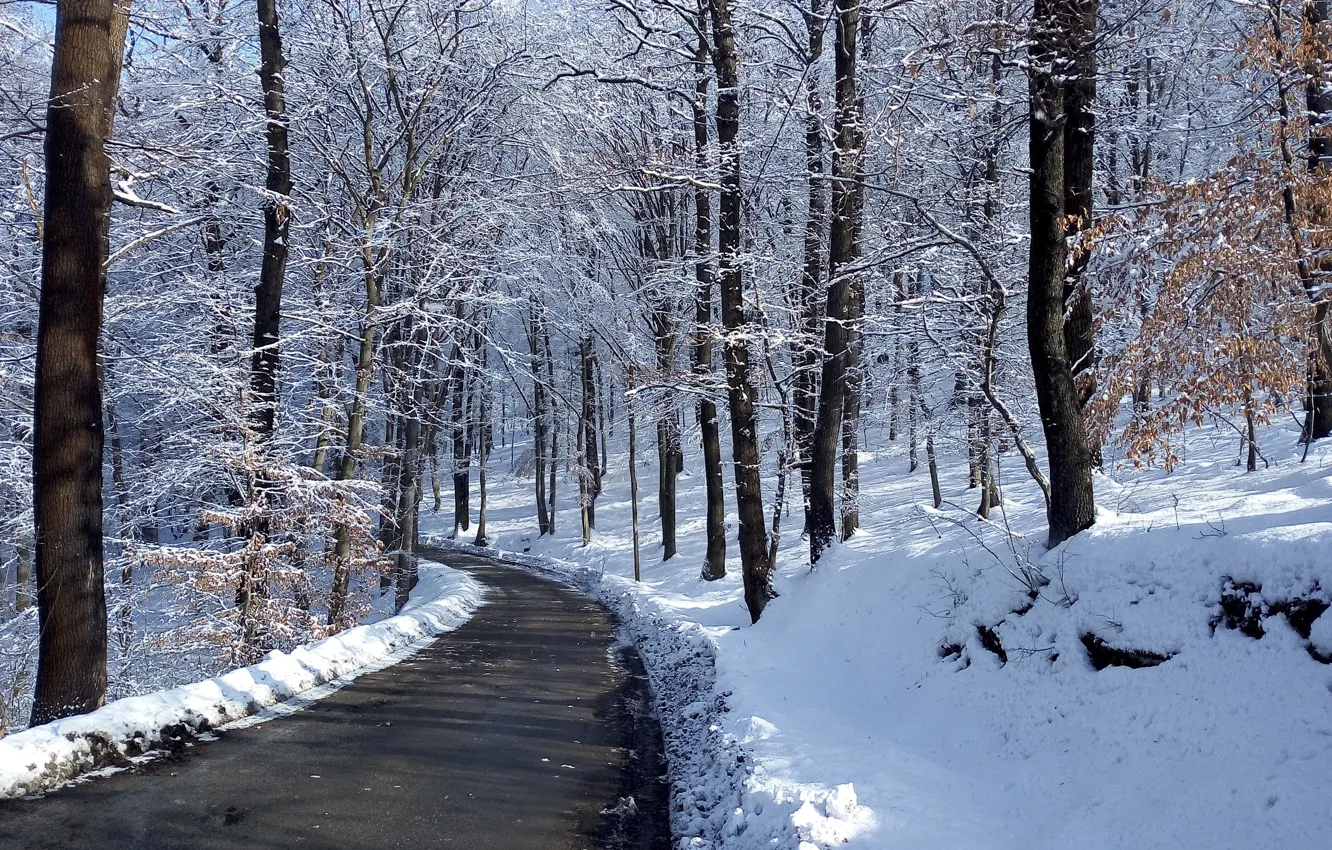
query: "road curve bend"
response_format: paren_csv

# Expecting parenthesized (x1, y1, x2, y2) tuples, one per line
(0, 549, 670, 850)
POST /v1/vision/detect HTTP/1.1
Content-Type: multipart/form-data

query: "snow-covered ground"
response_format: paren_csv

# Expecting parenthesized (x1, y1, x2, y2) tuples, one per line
(0, 562, 484, 799)
(436, 418, 1332, 850)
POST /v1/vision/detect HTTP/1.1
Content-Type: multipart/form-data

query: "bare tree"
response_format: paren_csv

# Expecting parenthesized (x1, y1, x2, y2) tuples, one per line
(1027, 0, 1096, 547)
(30, 0, 130, 724)
(709, 0, 773, 620)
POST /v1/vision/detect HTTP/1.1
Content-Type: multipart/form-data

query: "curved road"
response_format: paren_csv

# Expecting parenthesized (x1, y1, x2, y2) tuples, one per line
(0, 549, 670, 850)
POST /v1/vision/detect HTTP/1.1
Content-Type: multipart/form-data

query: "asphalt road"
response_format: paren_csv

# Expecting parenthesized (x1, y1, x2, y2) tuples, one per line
(0, 549, 670, 850)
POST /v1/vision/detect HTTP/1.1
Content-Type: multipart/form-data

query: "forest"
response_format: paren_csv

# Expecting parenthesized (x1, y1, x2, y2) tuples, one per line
(1, 0, 1331, 846)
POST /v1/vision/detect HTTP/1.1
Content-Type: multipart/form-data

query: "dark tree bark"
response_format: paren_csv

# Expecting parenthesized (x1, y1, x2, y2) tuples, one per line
(579, 335, 601, 538)
(529, 301, 551, 535)
(1063, 0, 1099, 459)
(657, 417, 682, 559)
(651, 291, 682, 560)
(1027, 0, 1097, 547)
(31, 0, 129, 725)
(451, 349, 472, 535)
(251, 0, 291, 443)
(693, 9, 727, 582)
(709, 0, 774, 621)
(1303, 0, 1332, 440)
(794, 0, 827, 539)
(473, 342, 490, 548)
(627, 375, 643, 582)
(808, 0, 865, 564)
(839, 271, 863, 540)
(546, 325, 558, 534)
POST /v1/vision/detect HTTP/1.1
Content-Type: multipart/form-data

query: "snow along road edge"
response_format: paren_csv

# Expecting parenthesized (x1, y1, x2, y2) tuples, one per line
(0, 563, 486, 800)
(425, 537, 754, 850)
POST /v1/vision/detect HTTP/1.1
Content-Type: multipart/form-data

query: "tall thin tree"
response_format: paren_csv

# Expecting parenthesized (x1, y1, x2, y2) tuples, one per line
(709, 0, 773, 620)
(693, 6, 727, 581)
(808, 0, 865, 564)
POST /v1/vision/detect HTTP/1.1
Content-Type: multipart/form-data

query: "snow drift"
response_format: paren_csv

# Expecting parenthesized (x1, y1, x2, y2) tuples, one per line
(0, 562, 484, 800)
(426, 418, 1332, 850)
(425, 536, 873, 850)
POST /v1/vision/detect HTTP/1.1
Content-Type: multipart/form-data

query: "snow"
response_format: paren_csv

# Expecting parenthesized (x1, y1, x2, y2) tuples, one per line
(0, 562, 484, 800)
(430, 418, 1332, 850)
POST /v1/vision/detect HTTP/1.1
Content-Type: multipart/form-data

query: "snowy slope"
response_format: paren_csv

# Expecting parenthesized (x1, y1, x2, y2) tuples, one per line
(0, 562, 484, 799)
(439, 420, 1332, 850)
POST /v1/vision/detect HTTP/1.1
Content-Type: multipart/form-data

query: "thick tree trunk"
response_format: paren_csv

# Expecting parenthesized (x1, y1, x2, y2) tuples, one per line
(809, 0, 865, 564)
(31, 0, 129, 724)
(252, 0, 291, 444)
(1063, 0, 1098, 458)
(1304, 0, 1332, 440)
(693, 13, 727, 581)
(710, 0, 773, 621)
(1027, 0, 1097, 547)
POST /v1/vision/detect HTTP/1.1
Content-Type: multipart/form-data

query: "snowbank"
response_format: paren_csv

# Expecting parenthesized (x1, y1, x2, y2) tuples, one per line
(426, 417, 1332, 850)
(0, 562, 485, 799)
(425, 536, 868, 850)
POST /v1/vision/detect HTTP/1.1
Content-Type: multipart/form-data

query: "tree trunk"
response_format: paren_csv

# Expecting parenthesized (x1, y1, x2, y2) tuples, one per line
(839, 271, 863, 541)
(1063, 0, 1099, 460)
(15, 538, 32, 613)
(473, 344, 490, 548)
(529, 303, 550, 535)
(1245, 385, 1260, 472)
(628, 375, 643, 582)
(653, 295, 682, 561)
(768, 403, 794, 566)
(693, 11, 727, 581)
(451, 362, 472, 535)
(578, 414, 590, 545)
(31, 0, 129, 725)
(377, 413, 401, 585)
(326, 261, 382, 627)
(657, 419, 681, 559)
(252, 0, 291, 445)
(794, 0, 826, 540)
(1027, 0, 1097, 547)
(597, 360, 608, 480)
(546, 325, 558, 534)
(709, 0, 773, 621)
(393, 398, 422, 611)
(809, 0, 865, 564)
(1304, 0, 1332, 440)
(579, 335, 600, 533)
